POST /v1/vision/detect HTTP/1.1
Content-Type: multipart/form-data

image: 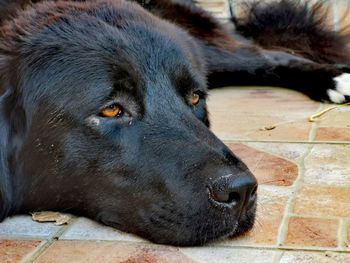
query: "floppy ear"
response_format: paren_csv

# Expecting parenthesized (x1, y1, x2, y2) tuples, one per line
(0, 78, 29, 220)
(0, 89, 14, 220)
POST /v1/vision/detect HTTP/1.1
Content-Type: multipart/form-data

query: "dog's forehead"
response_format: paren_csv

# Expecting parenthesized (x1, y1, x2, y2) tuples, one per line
(22, 22, 198, 101)
(13, 1, 196, 72)
(1, 0, 205, 110)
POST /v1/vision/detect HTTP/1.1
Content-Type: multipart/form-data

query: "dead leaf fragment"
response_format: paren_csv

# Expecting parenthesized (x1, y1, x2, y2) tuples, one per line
(32, 211, 72, 225)
(309, 102, 350, 122)
(259, 125, 276, 131)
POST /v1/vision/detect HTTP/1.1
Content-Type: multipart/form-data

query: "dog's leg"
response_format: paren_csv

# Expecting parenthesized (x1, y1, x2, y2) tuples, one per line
(206, 45, 350, 103)
(135, 0, 350, 103)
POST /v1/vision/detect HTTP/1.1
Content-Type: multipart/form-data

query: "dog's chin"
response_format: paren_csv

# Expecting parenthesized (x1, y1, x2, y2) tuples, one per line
(134, 220, 238, 246)
(98, 203, 257, 246)
(126, 209, 256, 246)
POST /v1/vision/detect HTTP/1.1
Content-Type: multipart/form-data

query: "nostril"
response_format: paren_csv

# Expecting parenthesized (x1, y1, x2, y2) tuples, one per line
(209, 189, 229, 203)
(208, 173, 258, 208)
(208, 187, 241, 206)
(227, 192, 241, 205)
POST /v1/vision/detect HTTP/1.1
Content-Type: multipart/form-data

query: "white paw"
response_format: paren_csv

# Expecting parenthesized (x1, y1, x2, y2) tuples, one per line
(327, 89, 346, 103)
(329, 73, 350, 103)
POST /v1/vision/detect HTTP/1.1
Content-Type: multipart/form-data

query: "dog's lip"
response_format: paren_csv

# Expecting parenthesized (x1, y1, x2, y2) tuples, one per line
(201, 220, 239, 245)
(132, 194, 243, 245)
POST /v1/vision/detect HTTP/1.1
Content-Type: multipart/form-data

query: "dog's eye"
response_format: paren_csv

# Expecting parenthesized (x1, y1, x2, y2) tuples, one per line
(100, 104, 123, 118)
(191, 93, 200, 106)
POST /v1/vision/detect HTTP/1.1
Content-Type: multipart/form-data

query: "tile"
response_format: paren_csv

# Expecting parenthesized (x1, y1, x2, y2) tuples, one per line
(285, 217, 338, 248)
(316, 128, 350, 141)
(246, 142, 309, 162)
(35, 241, 137, 263)
(303, 145, 350, 187)
(314, 107, 350, 128)
(311, 0, 335, 26)
(347, 222, 350, 249)
(246, 121, 313, 141)
(0, 240, 42, 263)
(35, 241, 194, 263)
(181, 247, 276, 263)
(293, 185, 350, 217)
(0, 215, 62, 239)
(229, 143, 299, 186)
(208, 88, 319, 114)
(197, 0, 230, 18)
(314, 107, 350, 141)
(60, 217, 145, 242)
(336, 0, 350, 30)
(279, 251, 350, 263)
(122, 246, 196, 263)
(316, 106, 350, 143)
(212, 114, 312, 141)
(208, 88, 319, 141)
(222, 185, 291, 246)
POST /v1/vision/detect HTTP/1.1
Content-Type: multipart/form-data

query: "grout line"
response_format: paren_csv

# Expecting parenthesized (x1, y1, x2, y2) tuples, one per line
(211, 243, 350, 253)
(20, 241, 48, 263)
(276, 203, 290, 246)
(0, 235, 52, 241)
(23, 239, 56, 263)
(288, 213, 347, 221)
(272, 250, 284, 263)
(227, 0, 235, 18)
(308, 103, 325, 142)
(222, 139, 350, 145)
(339, 218, 350, 249)
(219, 102, 350, 145)
(332, 0, 340, 31)
(276, 143, 314, 246)
(23, 219, 77, 263)
(19, 238, 350, 254)
(56, 217, 79, 240)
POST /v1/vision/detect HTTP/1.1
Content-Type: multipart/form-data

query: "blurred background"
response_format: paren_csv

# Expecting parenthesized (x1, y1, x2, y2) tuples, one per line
(197, 0, 350, 30)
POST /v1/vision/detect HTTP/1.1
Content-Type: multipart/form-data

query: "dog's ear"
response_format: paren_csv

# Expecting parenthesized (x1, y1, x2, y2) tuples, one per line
(0, 35, 31, 218)
(0, 88, 15, 220)
(1, 71, 31, 222)
(0, 64, 28, 220)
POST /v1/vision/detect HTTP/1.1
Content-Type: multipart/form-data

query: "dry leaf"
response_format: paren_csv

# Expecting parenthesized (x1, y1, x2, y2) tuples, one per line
(32, 211, 72, 225)
(259, 125, 276, 131)
(309, 102, 350, 122)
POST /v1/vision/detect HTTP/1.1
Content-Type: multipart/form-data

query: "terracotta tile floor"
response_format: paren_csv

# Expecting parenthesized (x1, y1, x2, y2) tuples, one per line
(1, 87, 350, 262)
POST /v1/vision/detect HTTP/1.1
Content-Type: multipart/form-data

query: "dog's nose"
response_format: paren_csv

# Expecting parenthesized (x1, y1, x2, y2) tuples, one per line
(208, 173, 258, 209)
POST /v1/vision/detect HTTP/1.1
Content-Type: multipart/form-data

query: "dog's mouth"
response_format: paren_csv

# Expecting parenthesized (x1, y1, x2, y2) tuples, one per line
(95, 171, 257, 246)
(102, 198, 257, 246)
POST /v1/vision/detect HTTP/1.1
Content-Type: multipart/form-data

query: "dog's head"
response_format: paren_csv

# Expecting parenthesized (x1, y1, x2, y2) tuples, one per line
(0, 0, 257, 245)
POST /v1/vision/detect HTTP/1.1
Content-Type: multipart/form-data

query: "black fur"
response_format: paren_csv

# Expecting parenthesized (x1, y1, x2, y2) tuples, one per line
(234, 0, 350, 64)
(0, 0, 349, 246)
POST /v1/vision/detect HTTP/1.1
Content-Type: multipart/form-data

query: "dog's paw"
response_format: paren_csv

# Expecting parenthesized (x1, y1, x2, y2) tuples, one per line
(328, 73, 350, 103)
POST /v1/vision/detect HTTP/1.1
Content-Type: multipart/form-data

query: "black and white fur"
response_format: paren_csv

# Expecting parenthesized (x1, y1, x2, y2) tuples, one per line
(0, 0, 349, 246)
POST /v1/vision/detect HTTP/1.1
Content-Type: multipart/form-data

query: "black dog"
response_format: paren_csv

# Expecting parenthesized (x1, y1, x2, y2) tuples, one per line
(0, 0, 349, 246)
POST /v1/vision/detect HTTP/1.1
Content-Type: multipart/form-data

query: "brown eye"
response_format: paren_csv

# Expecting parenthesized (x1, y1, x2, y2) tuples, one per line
(191, 93, 200, 106)
(100, 104, 123, 118)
